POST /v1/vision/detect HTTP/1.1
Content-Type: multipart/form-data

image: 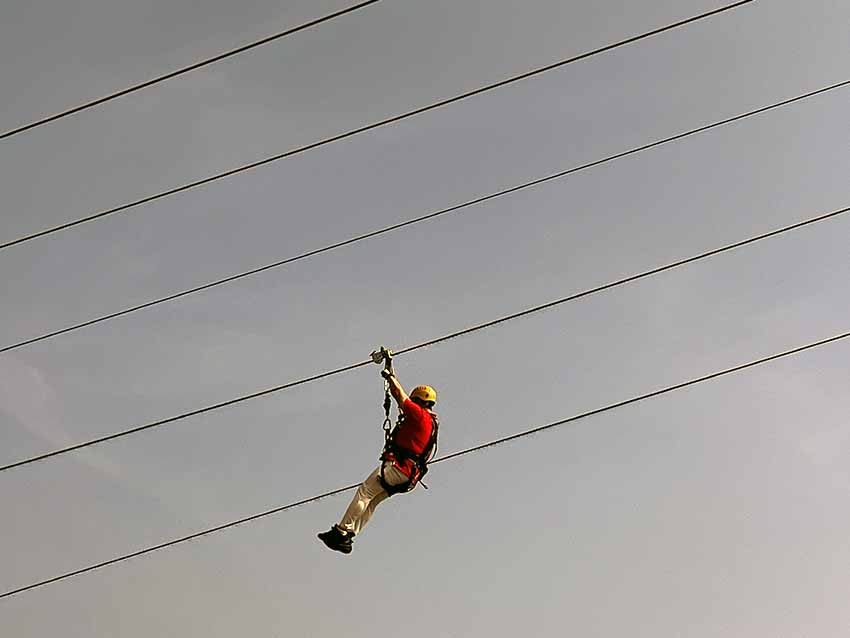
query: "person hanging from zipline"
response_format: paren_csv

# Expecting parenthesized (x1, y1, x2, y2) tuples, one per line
(318, 348, 439, 554)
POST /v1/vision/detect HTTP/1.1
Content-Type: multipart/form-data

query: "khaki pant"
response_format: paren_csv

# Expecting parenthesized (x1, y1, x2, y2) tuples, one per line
(338, 462, 408, 536)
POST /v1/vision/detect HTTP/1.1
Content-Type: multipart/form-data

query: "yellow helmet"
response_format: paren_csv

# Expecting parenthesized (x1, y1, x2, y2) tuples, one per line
(410, 385, 437, 405)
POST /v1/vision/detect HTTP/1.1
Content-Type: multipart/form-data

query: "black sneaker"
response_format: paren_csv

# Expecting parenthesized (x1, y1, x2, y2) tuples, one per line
(317, 526, 353, 554)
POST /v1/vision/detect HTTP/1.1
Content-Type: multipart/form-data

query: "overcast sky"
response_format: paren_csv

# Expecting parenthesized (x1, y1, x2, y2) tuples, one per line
(1, 1, 849, 636)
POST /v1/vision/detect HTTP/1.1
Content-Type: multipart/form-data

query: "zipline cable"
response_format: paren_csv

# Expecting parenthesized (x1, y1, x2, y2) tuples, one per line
(3, 327, 848, 600)
(0, 1, 382, 141)
(1, 202, 847, 474)
(3, 77, 847, 355)
(0, 0, 753, 251)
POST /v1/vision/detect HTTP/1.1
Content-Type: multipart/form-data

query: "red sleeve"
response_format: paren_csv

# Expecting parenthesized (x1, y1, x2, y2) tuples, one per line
(402, 398, 428, 423)
(402, 397, 421, 414)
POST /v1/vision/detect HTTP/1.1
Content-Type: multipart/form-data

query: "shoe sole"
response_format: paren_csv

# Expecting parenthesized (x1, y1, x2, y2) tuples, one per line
(317, 533, 352, 554)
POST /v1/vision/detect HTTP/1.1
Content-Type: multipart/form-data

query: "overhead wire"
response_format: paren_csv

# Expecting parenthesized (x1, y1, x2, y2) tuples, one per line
(4, 0, 842, 609)
(3, 327, 849, 600)
(0, 1, 383, 141)
(3, 77, 848, 355)
(1, 202, 848, 474)
(0, 0, 753, 251)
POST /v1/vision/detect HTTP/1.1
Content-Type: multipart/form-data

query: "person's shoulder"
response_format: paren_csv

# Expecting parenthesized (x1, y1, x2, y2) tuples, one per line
(403, 398, 431, 420)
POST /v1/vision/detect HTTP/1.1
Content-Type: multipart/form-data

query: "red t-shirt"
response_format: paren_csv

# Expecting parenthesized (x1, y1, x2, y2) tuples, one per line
(385, 398, 436, 477)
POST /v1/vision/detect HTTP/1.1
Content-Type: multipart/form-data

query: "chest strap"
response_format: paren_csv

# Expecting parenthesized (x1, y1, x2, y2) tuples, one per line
(379, 414, 439, 496)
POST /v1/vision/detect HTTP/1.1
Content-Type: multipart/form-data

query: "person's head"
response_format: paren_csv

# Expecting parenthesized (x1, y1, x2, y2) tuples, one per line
(410, 385, 437, 409)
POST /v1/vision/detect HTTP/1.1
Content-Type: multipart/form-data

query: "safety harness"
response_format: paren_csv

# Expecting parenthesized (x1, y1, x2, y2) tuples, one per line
(372, 347, 439, 496)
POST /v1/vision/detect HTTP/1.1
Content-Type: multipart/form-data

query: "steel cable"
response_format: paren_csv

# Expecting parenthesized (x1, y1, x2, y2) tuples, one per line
(3, 326, 847, 600)
(1, 202, 847, 474)
(0, 0, 753, 251)
(2, 77, 846, 355)
(0, 1, 382, 141)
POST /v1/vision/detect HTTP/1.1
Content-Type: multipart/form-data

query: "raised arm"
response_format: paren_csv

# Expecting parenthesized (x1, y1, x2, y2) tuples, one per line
(381, 368, 410, 407)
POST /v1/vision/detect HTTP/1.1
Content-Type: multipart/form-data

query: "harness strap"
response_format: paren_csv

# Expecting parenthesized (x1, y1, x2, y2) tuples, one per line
(379, 413, 439, 497)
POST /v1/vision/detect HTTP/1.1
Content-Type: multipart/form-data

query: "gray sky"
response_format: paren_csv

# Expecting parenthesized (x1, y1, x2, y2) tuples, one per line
(1, 0, 849, 635)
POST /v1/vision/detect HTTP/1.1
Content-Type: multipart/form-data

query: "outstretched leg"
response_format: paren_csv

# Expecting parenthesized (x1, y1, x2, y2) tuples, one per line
(339, 465, 391, 536)
(318, 463, 407, 553)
